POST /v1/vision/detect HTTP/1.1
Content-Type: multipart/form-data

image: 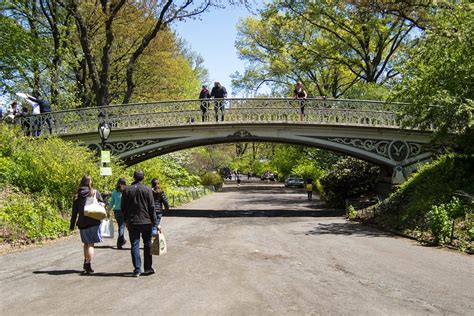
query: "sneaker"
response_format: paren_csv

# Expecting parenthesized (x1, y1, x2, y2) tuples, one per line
(144, 268, 156, 275)
(132, 271, 141, 277)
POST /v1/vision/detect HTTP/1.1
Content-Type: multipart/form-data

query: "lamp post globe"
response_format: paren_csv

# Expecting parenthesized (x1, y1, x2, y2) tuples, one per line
(98, 122, 111, 148)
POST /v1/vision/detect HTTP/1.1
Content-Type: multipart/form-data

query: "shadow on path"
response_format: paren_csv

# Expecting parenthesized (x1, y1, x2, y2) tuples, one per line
(306, 221, 392, 238)
(167, 208, 345, 218)
(33, 270, 135, 277)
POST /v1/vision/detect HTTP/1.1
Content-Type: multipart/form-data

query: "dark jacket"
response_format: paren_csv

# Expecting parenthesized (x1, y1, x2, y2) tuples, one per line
(152, 189, 169, 225)
(199, 88, 210, 99)
(70, 187, 103, 230)
(121, 181, 156, 226)
(210, 86, 227, 99)
(27, 96, 51, 113)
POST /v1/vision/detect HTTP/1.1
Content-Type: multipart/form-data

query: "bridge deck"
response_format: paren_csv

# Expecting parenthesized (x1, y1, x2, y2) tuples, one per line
(18, 98, 407, 136)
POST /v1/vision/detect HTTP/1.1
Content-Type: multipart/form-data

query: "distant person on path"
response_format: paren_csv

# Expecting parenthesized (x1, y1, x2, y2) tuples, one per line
(210, 81, 227, 122)
(293, 81, 307, 121)
(109, 178, 127, 249)
(199, 85, 211, 122)
(121, 170, 157, 277)
(70, 175, 104, 274)
(247, 171, 251, 180)
(151, 179, 169, 236)
(236, 173, 242, 189)
(305, 177, 313, 201)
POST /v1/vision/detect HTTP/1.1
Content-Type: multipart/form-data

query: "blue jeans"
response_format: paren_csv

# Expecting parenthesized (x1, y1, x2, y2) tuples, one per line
(114, 210, 125, 243)
(128, 224, 152, 273)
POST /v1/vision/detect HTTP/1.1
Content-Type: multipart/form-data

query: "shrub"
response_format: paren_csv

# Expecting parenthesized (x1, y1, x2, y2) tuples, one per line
(346, 205, 358, 220)
(318, 157, 380, 207)
(200, 172, 223, 190)
(427, 203, 451, 245)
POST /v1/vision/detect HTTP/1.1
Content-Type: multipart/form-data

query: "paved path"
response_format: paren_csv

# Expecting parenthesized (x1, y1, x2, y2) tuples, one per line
(1, 181, 473, 315)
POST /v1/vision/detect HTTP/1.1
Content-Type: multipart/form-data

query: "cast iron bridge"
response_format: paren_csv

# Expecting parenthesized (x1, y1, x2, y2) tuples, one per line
(20, 98, 434, 183)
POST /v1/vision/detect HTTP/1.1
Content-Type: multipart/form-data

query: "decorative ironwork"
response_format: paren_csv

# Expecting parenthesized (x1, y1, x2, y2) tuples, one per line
(327, 137, 424, 161)
(228, 130, 253, 138)
(16, 98, 409, 137)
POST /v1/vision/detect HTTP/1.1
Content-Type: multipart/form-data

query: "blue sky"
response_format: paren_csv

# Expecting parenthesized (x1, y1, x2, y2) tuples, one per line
(172, 5, 257, 97)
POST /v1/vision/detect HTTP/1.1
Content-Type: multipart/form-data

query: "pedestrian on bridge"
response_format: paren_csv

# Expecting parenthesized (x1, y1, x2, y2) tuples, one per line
(210, 81, 227, 122)
(199, 85, 211, 122)
(70, 175, 104, 274)
(293, 82, 307, 121)
(122, 170, 157, 277)
(109, 178, 127, 249)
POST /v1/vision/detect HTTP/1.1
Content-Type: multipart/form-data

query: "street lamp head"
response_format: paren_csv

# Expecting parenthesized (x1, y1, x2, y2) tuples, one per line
(98, 122, 111, 142)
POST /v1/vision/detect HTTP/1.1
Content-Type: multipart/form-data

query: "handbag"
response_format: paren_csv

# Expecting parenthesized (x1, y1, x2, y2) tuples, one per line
(151, 231, 167, 256)
(100, 219, 114, 238)
(83, 190, 107, 220)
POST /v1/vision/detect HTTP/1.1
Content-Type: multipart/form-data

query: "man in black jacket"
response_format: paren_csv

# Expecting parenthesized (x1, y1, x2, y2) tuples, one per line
(122, 170, 156, 277)
(210, 81, 227, 122)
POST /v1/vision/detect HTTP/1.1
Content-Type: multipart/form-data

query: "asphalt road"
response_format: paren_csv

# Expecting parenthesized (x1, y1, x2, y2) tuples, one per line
(1, 180, 473, 315)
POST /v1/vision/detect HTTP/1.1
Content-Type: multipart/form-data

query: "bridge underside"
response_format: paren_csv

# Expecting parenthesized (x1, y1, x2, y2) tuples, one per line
(62, 123, 434, 184)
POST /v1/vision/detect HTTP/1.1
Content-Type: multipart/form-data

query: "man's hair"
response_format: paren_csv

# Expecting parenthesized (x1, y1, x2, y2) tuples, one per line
(151, 178, 159, 187)
(133, 169, 145, 182)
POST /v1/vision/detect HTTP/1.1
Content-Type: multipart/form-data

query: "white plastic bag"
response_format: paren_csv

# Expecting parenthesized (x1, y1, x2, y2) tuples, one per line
(100, 219, 114, 239)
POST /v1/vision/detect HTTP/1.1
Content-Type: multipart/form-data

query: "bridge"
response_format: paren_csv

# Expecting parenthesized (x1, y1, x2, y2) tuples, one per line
(20, 98, 434, 183)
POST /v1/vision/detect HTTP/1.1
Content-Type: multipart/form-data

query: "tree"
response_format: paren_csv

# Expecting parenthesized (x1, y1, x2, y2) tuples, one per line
(233, 0, 415, 97)
(394, 1, 474, 153)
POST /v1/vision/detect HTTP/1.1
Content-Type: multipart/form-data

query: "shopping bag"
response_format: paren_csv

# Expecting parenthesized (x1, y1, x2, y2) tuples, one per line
(100, 219, 114, 238)
(151, 231, 167, 256)
(84, 190, 107, 220)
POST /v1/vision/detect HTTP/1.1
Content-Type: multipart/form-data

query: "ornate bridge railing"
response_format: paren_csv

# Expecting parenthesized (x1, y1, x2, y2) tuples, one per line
(18, 98, 407, 136)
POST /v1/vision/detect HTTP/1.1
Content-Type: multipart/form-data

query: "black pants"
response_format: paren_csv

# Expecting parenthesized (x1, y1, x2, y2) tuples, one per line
(214, 101, 225, 122)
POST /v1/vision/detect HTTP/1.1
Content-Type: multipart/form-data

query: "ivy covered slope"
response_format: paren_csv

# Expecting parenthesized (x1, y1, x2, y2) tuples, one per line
(361, 154, 473, 252)
(0, 125, 126, 244)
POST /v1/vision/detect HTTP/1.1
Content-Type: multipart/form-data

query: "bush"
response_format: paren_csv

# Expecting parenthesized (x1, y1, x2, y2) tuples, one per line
(200, 172, 223, 190)
(427, 203, 451, 245)
(346, 205, 358, 220)
(317, 157, 380, 207)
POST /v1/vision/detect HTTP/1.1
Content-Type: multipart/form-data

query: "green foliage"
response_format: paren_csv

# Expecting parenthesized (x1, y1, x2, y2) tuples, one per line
(427, 203, 451, 245)
(318, 157, 380, 207)
(0, 125, 127, 242)
(233, 1, 413, 96)
(394, 3, 474, 153)
(0, 191, 68, 242)
(367, 154, 474, 251)
(346, 205, 358, 221)
(132, 155, 201, 192)
(200, 172, 223, 190)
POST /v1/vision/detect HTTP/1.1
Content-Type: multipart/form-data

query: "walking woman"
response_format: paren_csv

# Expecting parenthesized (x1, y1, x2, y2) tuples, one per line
(151, 179, 169, 236)
(109, 178, 127, 249)
(70, 175, 104, 274)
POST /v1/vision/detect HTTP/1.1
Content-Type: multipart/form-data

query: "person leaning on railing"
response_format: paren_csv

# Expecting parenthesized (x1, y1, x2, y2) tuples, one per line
(199, 85, 211, 122)
(210, 81, 227, 122)
(293, 82, 307, 121)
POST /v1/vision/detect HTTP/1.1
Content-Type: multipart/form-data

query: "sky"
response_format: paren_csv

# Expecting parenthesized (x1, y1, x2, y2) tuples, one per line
(172, 4, 258, 97)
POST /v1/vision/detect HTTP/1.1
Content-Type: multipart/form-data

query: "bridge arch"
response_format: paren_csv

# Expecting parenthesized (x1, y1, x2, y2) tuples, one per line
(68, 123, 433, 184)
